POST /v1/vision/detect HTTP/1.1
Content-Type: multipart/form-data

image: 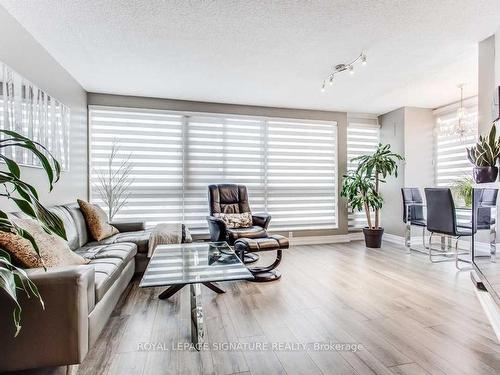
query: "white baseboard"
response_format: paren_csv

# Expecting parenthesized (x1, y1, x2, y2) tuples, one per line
(290, 232, 363, 246)
(382, 233, 405, 245)
(277, 231, 495, 249)
(381, 233, 496, 254)
(474, 286, 500, 342)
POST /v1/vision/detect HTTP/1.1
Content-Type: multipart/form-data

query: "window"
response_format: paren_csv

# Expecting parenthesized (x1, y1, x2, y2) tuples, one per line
(346, 117, 380, 230)
(434, 100, 478, 187)
(184, 115, 266, 230)
(267, 119, 337, 230)
(89, 107, 184, 225)
(89, 106, 338, 233)
(0, 62, 70, 170)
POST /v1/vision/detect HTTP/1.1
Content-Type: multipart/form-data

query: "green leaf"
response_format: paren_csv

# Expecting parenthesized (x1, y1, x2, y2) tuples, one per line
(10, 198, 37, 219)
(0, 130, 61, 190)
(0, 155, 20, 178)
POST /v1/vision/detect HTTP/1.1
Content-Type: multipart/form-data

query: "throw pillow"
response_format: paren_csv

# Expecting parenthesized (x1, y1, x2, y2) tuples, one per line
(215, 212, 253, 228)
(0, 216, 88, 268)
(77, 199, 119, 241)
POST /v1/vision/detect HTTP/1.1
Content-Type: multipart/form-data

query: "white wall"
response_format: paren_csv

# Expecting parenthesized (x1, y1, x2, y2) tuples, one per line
(404, 107, 435, 190)
(379, 108, 406, 237)
(496, 26, 500, 86)
(379, 107, 435, 237)
(0, 6, 87, 210)
(478, 35, 496, 134)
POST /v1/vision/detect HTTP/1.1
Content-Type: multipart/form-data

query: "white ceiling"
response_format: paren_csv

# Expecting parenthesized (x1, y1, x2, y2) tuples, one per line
(2, 0, 500, 114)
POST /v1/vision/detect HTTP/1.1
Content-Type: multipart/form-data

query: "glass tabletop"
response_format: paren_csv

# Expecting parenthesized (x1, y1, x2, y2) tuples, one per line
(139, 241, 253, 287)
(406, 202, 473, 210)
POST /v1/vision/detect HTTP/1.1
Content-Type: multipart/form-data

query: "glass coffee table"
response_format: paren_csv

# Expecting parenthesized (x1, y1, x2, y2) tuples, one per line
(139, 241, 253, 348)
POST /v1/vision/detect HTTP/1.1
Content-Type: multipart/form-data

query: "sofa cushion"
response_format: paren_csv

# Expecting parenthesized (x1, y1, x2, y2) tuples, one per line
(227, 226, 267, 243)
(86, 229, 153, 254)
(65, 203, 90, 247)
(76, 242, 137, 302)
(48, 205, 80, 250)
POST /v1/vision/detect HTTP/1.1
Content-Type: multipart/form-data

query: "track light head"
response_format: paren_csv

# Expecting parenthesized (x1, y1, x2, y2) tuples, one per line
(321, 52, 366, 91)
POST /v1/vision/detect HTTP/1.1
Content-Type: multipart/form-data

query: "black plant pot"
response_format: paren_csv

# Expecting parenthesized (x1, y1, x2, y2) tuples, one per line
(362, 227, 384, 248)
(473, 166, 498, 183)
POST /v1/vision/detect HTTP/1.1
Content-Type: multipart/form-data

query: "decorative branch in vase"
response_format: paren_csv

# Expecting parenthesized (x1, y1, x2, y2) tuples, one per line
(93, 140, 134, 221)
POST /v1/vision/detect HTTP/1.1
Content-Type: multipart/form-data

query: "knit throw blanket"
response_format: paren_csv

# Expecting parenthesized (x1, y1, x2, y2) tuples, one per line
(148, 223, 183, 257)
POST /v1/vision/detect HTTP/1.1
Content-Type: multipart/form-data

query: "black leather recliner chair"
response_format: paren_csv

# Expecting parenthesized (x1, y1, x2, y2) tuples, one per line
(206, 184, 271, 245)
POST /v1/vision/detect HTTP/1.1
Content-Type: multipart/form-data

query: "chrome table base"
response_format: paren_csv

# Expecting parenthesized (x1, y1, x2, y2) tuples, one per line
(159, 282, 225, 350)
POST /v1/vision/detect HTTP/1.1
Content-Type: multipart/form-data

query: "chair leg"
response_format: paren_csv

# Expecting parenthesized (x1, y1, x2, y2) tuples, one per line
(422, 226, 429, 250)
(405, 223, 411, 253)
(428, 233, 434, 262)
(428, 233, 456, 263)
(455, 236, 472, 270)
(491, 222, 497, 263)
(407, 224, 430, 254)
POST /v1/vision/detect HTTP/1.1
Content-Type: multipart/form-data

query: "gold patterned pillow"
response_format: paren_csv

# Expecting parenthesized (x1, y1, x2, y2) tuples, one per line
(0, 216, 88, 268)
(77, 199, 119, 241)
(215, 212, 253, 228)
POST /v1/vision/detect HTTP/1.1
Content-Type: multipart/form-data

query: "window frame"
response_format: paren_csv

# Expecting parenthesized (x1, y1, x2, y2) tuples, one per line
(88, 105, 339, 233)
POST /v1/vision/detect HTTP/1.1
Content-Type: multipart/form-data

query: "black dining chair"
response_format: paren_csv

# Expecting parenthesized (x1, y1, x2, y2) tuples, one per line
(401, 188, 427, 253)
(424, 188, 473, 269)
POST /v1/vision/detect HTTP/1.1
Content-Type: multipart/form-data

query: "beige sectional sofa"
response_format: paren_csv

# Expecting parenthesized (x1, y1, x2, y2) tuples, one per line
(0, 203, 182, 373)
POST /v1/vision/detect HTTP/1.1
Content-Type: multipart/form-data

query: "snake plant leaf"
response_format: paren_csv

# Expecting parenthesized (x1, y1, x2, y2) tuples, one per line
(489, 124, 496, 145)
(467, 124, 500, 167)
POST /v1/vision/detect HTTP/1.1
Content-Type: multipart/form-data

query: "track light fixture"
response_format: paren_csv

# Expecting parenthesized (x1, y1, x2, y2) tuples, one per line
(321, 52, 367, 92)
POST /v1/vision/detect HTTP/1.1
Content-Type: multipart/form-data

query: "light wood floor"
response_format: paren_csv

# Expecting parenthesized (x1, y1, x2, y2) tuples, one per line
(78, 241, 500, 375)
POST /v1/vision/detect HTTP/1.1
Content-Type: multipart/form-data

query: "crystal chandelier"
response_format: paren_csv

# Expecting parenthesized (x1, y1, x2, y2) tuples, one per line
(438, 84, 474, 141)
(321, 52, 367, 92)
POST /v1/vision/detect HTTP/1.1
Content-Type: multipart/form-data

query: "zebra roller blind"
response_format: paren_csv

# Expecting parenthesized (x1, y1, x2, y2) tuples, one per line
(347, 118, 380, 230)
(89, 106, 338, 233)
(434, 100, 478, 187)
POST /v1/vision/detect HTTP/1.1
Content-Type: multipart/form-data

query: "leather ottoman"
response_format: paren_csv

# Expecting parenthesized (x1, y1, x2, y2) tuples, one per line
(234, 235, 289, 282)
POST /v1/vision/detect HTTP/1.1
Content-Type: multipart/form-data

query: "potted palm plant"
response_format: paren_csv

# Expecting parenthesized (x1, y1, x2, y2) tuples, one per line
(341, 143, 404, 248)
(0, 129, 66, 335)
(466, 124, 499, 183)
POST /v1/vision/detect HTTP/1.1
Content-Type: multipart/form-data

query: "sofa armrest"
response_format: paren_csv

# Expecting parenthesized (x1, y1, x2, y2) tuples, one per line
(206, 215, 227, 242)
(0, 265, 95, 372)
(252, 213, 271, 229)
(110, 221, 146, 232)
